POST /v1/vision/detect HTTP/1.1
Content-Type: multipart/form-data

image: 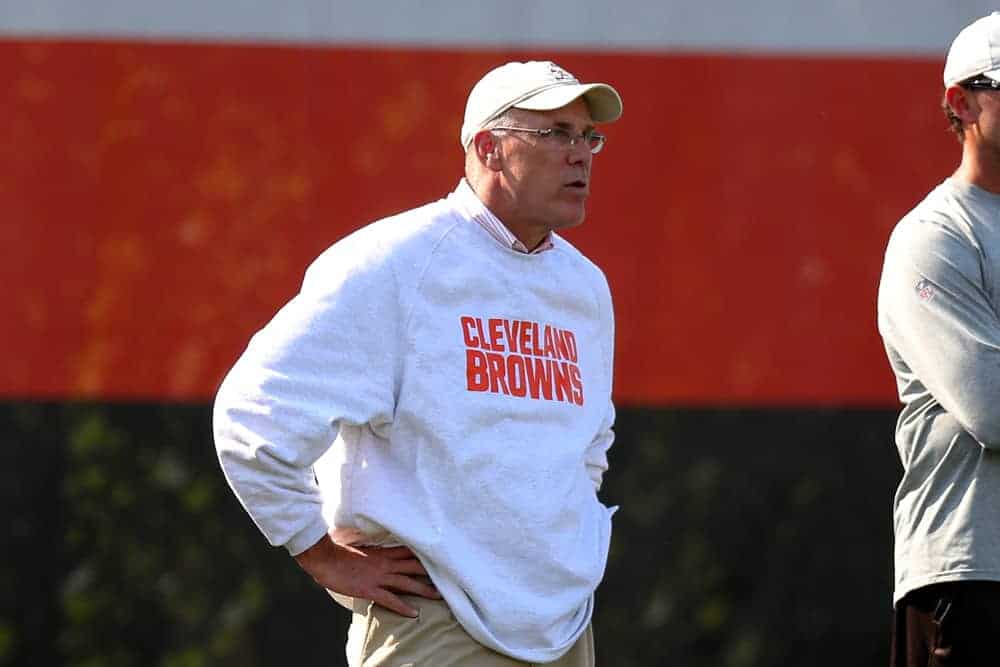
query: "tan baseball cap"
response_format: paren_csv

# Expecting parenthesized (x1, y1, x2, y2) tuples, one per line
(460, 60, 623, 149)
(944, 11, 1000, 87)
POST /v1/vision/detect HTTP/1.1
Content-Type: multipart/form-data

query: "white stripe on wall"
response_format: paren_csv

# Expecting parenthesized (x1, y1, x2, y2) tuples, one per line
(0, 0, 997, 55)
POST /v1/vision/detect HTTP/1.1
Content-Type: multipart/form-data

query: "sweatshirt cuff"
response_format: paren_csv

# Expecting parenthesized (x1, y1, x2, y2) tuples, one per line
(285, 515, 331, 557)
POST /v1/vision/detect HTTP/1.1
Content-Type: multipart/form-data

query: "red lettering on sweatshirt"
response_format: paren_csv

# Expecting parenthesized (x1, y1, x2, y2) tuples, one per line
(506, 354, 527, 397)
(488, 318, 505, 353)
(486, 352, 508, 394)
(466, 349, 488, 391)
(564, 331, 578, 364)
(461, 316, 479, 348)
(519, 320, 532, 356)
(458, 315, 586, 406)
(502, 319, 521, 354)
(530, 321, 542, 356)
(525, 357, 554, 400)
(473, 317, 492, 351)
(569, 364, 584, 406)
(543, 326, 556, 359)
(553, 361, 574, 402)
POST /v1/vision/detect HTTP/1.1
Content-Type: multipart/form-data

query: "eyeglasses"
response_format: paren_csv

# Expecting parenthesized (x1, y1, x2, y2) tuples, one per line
(490, 126, 607, 154)
(961, 75, 1000, 91)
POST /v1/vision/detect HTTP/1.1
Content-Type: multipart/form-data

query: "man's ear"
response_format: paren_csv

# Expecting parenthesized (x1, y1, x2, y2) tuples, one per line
(946, 85, 980, 124)
(473, 131, 502, 171)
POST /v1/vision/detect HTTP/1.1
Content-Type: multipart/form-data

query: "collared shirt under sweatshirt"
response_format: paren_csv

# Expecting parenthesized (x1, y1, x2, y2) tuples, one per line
(878, 177, 1000, 606)
(213, 179, 616, 663)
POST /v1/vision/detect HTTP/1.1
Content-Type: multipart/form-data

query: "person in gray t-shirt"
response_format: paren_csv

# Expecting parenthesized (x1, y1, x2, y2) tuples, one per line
(878, 12, 1000, 666)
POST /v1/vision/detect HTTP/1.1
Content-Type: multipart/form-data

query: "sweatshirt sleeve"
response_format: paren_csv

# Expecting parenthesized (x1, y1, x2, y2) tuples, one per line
(213, 238, 401, 555)
(585, 401, 615, 491)
(585, 271, 616, 491)
(878, 217, 1000, 449)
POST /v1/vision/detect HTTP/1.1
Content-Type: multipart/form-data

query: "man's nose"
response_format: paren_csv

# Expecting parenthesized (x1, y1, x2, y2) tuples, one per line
(567, 140, 592, 164)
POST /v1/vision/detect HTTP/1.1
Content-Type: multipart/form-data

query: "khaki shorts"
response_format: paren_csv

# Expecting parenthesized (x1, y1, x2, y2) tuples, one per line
(336, 593, 595, 667)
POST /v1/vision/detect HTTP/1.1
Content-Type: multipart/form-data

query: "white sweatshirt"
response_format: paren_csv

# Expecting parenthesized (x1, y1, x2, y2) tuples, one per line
(213, 180, 616, 662)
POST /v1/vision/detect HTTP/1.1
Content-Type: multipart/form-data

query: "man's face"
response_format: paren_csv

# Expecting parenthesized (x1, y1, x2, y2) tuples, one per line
(971, 88, 1000, 151)
(494, 98, 596, 235)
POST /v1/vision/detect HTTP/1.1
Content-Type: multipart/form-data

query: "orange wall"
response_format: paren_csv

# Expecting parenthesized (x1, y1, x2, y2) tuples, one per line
(1, 39, 952, 405)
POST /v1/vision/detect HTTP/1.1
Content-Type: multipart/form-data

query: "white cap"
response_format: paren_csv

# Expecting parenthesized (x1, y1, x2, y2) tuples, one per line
(944, 11, 1000, 87)
(460, 60, 623, 148)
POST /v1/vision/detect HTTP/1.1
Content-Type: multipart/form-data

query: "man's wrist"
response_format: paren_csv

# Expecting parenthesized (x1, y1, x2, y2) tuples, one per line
(294, 533, 334, 567)
(286, 516, 331, 556)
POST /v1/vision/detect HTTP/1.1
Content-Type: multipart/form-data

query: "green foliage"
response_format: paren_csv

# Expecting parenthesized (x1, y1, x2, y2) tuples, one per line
(0, 403, 343, 666)
(0, 622, 12, 660)
(594, 408, 898, 666)
(3, 403, 897, 666)
(56, 405, 271, 666)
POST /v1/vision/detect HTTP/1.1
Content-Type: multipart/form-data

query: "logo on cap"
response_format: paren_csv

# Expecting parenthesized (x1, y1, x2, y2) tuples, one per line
(548, 63, 576, 83)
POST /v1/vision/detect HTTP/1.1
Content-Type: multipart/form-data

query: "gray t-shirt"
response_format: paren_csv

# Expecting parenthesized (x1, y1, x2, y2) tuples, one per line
(878, 177, 1000, 605)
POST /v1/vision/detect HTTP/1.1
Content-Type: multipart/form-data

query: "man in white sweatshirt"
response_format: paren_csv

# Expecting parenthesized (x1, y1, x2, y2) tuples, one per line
(214, 60, 622, 666)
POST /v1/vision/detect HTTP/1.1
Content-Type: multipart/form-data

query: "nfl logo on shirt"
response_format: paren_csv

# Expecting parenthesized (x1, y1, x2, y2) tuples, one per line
(915, 279, 935, 302)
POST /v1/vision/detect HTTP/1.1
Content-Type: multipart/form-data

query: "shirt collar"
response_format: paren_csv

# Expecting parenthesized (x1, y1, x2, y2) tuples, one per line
(452, 179, 555, 255)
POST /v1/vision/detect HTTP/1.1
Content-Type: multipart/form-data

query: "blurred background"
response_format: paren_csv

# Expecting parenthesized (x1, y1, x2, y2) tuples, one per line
(3, 1, 995, 665)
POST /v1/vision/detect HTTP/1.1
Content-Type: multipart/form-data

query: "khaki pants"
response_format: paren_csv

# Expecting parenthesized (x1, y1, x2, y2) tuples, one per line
(339, 594, 595, 667)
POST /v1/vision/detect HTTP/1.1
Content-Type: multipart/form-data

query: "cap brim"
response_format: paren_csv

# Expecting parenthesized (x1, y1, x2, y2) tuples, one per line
(946, 67, 1000, 87)
(514, 83, 623, 123)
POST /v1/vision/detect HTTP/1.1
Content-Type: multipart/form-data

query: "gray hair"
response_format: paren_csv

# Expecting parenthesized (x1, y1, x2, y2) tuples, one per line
(464, 110, 520, 179)
(479, 110, 517, 132)
(464, 110, 522, 150)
